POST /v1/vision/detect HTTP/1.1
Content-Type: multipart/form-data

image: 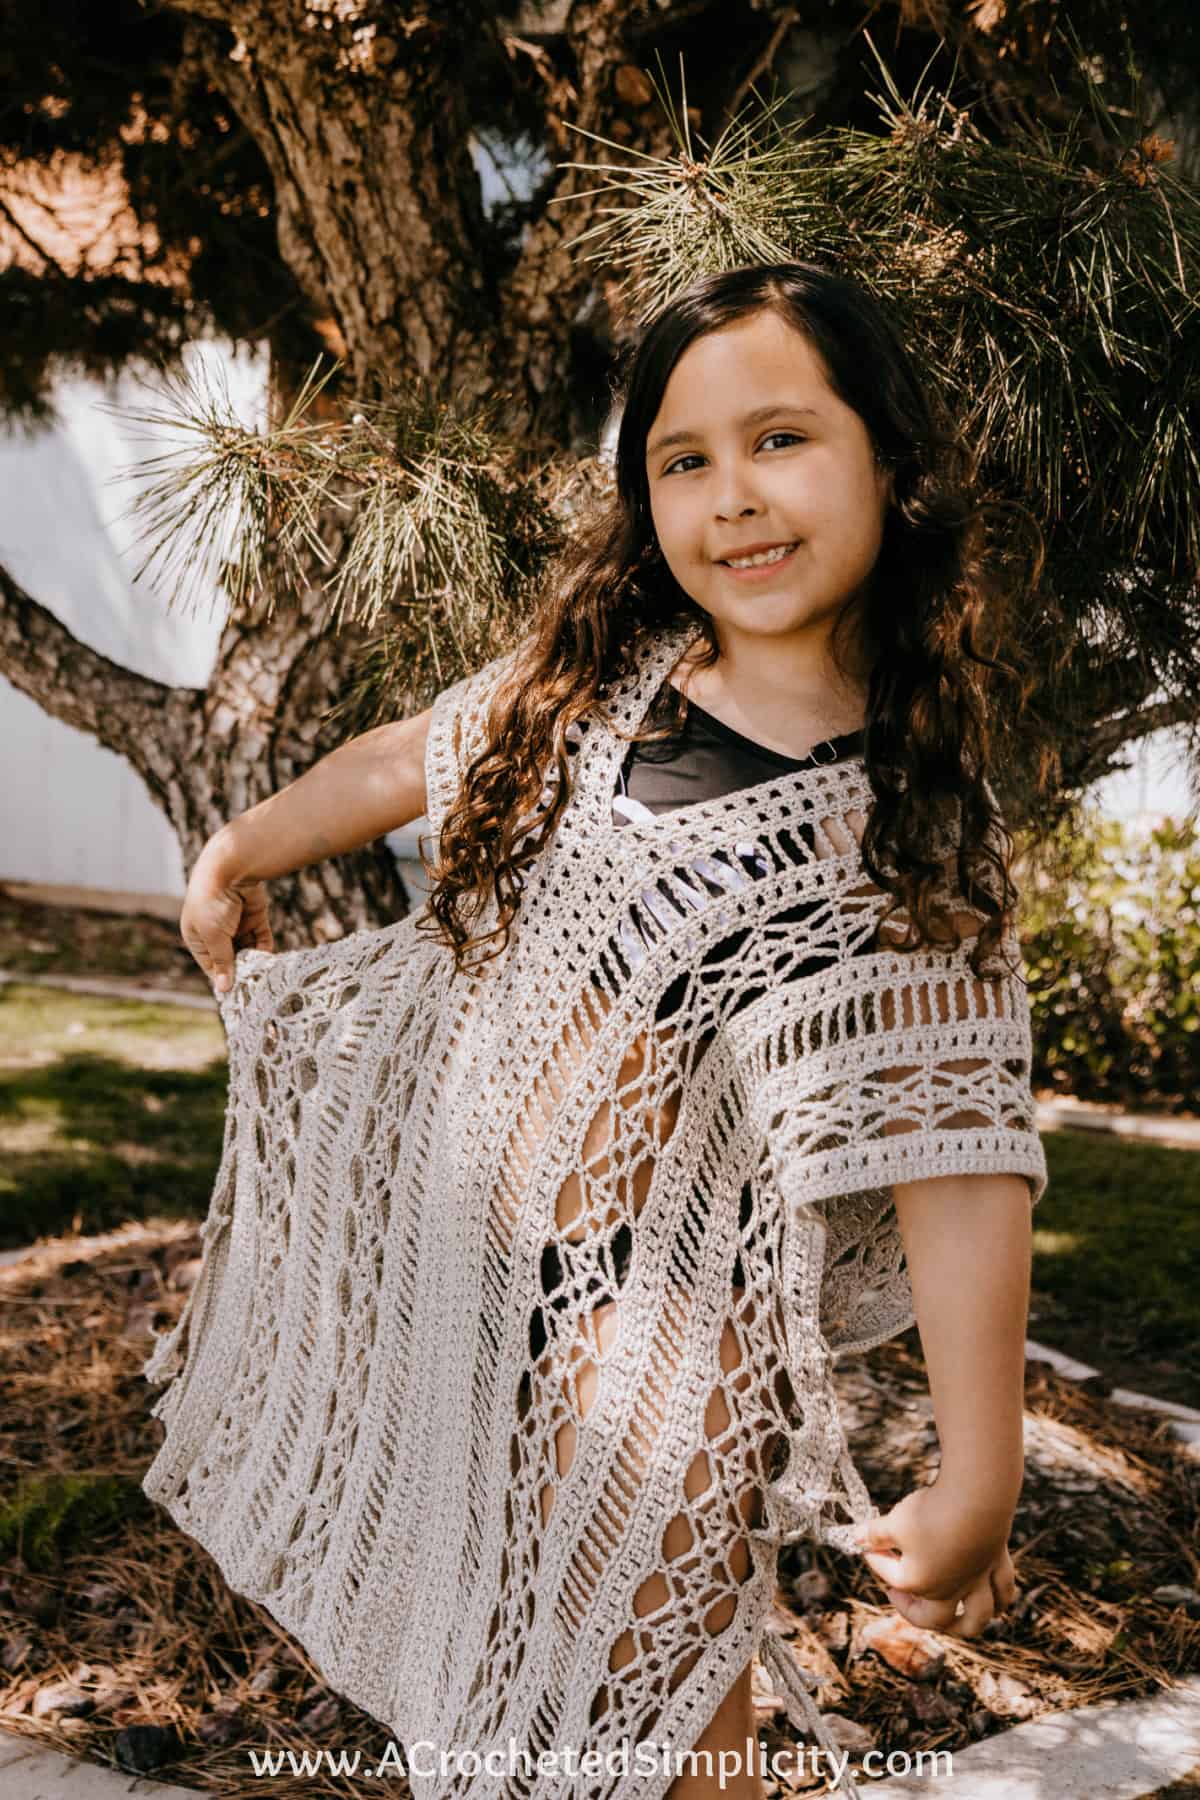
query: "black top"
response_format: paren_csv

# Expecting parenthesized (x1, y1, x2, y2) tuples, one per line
(603, 681, 869, 1028)
(614, 684, 865, 819)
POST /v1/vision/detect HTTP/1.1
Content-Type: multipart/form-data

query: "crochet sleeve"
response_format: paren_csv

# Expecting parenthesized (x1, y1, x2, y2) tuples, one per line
(750, 842, 1048, 1359)
(422, 638, 530, 842)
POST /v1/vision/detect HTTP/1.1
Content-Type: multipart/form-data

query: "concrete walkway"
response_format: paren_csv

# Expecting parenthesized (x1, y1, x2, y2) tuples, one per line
(1035, 1097, 1200, 1152)
(862, 1674, 1200, 1798)
(0, 1727, 202, 1798)
(0, 970, 216, 1011)
(3, 1680, 1199, 1798)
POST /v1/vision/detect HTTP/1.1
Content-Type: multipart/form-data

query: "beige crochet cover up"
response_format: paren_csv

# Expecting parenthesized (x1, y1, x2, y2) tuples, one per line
(142, 618, 1048, 1798)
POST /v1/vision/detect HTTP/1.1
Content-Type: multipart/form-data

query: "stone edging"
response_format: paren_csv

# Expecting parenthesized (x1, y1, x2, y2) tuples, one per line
(1035, 1097, 1200, 1149)
(1024, 1338, 1200, 1458)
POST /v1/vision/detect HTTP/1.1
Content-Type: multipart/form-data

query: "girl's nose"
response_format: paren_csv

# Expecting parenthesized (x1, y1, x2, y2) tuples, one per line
(713, 487, 763, 522)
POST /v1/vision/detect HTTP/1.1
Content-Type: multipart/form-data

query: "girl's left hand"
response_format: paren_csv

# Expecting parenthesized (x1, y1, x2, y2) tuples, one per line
(851, 1481, 1019, 1639)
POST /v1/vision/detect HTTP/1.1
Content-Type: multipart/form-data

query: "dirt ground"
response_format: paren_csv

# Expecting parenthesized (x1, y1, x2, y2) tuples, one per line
(0, 883, 210, 995)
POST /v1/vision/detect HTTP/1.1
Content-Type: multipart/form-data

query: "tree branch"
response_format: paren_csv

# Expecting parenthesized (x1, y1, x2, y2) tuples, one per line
(1082, 696, 1199, 776)
(494, 0, 768, 452)
(0, 559, 204, 780)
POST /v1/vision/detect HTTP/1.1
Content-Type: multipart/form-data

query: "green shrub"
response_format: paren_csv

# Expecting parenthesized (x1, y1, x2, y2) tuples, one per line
(1019, 806, 1200, 1108)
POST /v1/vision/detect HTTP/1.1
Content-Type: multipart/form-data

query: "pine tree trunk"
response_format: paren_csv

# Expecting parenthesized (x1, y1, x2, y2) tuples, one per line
(0, 532, 418, 949)
(0, 4, 702, 943)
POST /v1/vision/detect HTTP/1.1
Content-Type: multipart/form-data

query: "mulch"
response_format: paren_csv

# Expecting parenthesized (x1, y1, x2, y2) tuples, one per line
(1, 1220, 1197, 1797)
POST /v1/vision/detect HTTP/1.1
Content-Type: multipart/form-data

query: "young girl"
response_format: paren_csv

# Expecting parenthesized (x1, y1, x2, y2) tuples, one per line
(147, 261, 1048, 1800)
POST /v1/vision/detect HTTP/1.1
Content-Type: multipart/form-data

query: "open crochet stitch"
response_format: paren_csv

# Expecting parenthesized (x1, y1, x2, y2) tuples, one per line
(142, 618, 1048, 1798)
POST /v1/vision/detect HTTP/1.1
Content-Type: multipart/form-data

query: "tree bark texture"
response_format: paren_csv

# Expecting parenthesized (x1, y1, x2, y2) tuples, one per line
(2, 0, 796, 942)
(0, 541, 413, 949)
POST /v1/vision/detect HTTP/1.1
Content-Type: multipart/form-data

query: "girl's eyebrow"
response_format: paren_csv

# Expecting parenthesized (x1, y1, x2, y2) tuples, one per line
(647, 404, 821, 459)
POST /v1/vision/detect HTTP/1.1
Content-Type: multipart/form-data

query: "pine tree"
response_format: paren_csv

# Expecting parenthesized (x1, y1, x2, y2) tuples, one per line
(1, 4, 1197, 941)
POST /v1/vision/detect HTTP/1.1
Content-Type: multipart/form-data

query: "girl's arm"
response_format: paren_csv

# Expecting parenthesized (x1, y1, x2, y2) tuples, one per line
(852, 1164, 1034, 1635)
(201, 707, 434, 884)
(891, 1167, 1033, 1521)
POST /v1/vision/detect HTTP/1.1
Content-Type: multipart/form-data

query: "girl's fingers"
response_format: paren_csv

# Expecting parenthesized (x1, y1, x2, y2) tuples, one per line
(887, 1579, 995, 1639)
(886, 1585, 970, 1635)
(990, 1565, 1018, 1613)
(950, 1581, 995, 1639)
(863, 1547, 907, 1586)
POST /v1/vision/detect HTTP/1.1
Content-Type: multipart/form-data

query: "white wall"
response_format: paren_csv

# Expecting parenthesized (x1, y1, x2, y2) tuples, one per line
(0, 339, 261, 897)
(0, 336, 430, 901)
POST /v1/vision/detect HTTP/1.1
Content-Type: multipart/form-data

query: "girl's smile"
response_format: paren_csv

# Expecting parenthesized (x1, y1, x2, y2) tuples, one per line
(716, 540, 801, 578)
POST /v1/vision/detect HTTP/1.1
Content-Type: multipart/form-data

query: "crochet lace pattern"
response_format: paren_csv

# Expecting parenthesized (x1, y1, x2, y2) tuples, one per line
(141, 618, 1048, 1799)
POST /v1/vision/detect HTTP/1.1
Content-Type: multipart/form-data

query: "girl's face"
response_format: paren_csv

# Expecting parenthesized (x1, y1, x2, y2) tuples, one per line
(644, 309, 892, 662)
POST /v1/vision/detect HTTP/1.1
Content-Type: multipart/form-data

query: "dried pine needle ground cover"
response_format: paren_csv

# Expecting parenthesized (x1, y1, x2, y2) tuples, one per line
(0, 1222, 1196, 1798)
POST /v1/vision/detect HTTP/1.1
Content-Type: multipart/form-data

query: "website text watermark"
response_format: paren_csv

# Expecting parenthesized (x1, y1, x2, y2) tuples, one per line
(246, 1734, 954, 1786)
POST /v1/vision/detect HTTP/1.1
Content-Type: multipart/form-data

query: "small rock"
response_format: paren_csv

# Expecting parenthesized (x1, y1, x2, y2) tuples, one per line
(248, 1660, 283, 1694)
(32, 1682, 92, 1719)
(817, 1711, 876, 1754)
(80, 1582, 123, 1610)
(1152, 1584, 1200, 1616)
(114, 1722, 184, 1775)
(0, 1635, 30, 1672)
(858, 1614, 946, 1681)
(793, 1569, 831, 1608)
(977, 1669, 1039, 1719)
(908, 1686, 959, 1725)
(197, 1705, 245, 1746)
(299, 1695, 341, 1733)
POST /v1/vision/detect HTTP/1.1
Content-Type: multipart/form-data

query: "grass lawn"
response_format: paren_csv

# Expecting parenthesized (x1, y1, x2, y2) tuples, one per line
(0, 982, 227, 1250)
(1028, 1128, 1200, 1409)
(0, 977, 1197, 1406)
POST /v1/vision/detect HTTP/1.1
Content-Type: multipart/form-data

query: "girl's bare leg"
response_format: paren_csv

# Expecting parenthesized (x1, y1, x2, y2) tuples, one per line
(664, 1657, 763, 1800)
(543, 1292, 772, 1800)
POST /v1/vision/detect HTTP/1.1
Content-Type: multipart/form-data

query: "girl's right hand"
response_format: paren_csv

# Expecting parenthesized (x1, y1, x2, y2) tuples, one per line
(852, 1480, 1020, 1638)
(180, 852, 275, 995)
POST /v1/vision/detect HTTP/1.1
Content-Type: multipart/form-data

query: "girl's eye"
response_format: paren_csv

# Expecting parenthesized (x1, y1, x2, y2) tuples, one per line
(661, 432, 806, 476)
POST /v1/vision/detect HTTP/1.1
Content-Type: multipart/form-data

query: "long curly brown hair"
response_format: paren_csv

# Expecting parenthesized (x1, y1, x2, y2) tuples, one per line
(417, 261, 1047, 984)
